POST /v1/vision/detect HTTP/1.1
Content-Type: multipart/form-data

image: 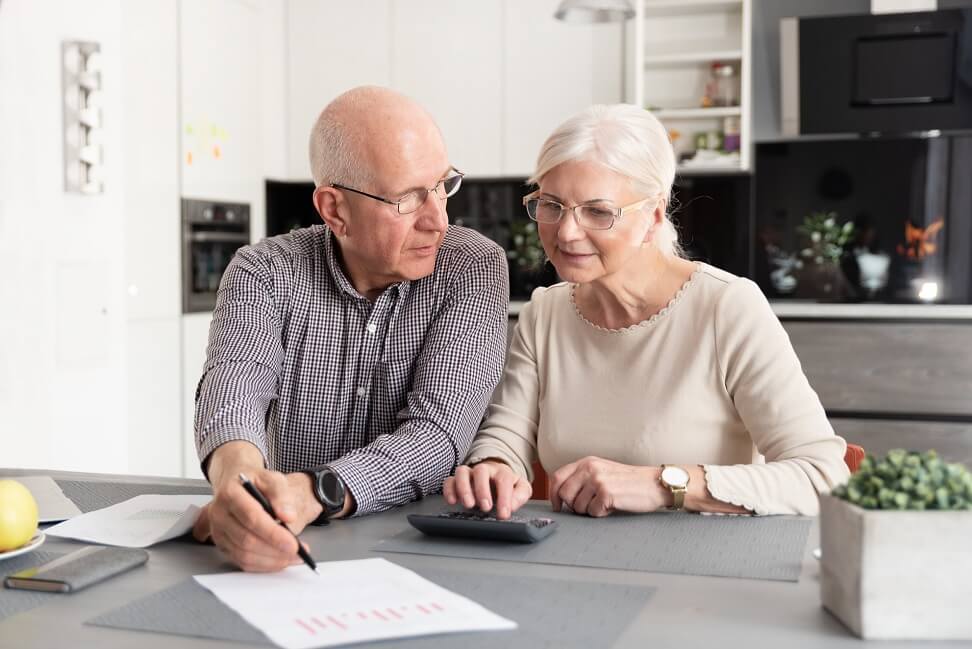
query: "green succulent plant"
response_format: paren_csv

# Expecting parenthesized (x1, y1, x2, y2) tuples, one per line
(832, 449, 972, 510)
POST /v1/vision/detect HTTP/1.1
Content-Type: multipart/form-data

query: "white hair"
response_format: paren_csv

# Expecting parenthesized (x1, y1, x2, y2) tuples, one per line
(528, 104, 682, 257)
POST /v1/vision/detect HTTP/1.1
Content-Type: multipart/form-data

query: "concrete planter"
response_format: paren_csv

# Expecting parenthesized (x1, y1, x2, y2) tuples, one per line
(819, 493, 972, 640)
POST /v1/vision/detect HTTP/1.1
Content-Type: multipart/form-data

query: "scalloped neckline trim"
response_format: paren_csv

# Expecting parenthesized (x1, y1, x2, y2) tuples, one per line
(570, 263, 704, 334)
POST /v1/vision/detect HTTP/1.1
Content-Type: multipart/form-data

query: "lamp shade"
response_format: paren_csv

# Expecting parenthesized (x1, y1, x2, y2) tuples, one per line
(554, 0, 635, 23)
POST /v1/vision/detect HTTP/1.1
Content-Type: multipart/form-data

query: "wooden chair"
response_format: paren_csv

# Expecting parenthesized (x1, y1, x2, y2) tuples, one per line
(529, 443, 866, 500)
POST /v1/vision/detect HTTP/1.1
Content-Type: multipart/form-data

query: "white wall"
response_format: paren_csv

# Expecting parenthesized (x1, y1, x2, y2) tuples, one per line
(0, 0, 128, 472)
(872, 0, 937, 12)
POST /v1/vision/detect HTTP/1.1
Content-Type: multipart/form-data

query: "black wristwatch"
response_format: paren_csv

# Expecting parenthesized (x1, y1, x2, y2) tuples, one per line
(306, 466, 347, 525)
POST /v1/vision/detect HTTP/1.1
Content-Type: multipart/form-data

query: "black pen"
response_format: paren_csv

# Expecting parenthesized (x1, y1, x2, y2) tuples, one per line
(238, 473, 318, 575)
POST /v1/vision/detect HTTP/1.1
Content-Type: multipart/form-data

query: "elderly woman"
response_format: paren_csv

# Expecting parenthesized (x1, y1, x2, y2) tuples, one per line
(444, 104, 849, 519)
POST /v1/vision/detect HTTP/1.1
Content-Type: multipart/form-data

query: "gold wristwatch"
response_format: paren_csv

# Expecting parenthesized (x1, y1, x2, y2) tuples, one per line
(660, 465, 690, 511)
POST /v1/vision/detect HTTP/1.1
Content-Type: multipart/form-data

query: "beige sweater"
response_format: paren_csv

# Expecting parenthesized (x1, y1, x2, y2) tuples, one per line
(466, 263, 849, 516)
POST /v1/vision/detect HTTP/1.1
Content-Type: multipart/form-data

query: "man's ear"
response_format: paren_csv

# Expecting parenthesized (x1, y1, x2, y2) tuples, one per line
(313, 186, 350, 237)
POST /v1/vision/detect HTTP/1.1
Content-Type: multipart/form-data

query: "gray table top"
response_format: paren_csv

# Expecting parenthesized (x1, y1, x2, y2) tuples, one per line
(0, 469, 952, 648)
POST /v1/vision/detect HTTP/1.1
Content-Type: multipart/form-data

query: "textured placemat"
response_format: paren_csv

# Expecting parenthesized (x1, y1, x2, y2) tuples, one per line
(87, 568, 654, 648)
(0, 550, 65, 622)
(55, 480, 211, 513)
(375, 503, 812, 582)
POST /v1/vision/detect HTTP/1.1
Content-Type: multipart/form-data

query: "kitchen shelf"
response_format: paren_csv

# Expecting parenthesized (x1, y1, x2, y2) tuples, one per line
(643, 48, 742, 67)
(643, 0, 743, 17)
(653, 106, 741, 119)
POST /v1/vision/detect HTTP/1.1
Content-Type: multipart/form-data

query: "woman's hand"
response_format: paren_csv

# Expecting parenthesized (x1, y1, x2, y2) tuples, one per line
(549, 456, 668, 517)
(443, 460, 533, 519)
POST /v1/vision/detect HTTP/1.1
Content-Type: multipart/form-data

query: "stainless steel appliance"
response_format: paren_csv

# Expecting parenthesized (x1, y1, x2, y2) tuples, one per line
(182, 198, 250, 313)
(781, 9, 972, 136)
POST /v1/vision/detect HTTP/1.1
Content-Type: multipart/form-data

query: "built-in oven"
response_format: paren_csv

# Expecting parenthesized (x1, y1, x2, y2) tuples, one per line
(781, 9, 972, 136)
(182, 198, 250, 313)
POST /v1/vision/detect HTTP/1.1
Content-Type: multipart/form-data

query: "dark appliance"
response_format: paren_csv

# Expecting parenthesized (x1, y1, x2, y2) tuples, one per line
(182, 198, 250, 313)
(780, 9, 972, 136)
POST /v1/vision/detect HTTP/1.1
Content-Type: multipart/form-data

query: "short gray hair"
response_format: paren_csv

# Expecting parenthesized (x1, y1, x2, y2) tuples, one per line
(528, 104, 682, 257)
(308, 92, 372, 188)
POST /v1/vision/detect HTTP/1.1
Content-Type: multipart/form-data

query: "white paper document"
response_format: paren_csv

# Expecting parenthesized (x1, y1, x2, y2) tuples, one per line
(194, 558, 516, 649)
(45, 494, 211, 547)
(11, 476, 83, 523)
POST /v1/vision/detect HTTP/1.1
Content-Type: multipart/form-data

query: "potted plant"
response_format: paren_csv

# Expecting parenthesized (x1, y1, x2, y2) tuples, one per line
(506, 220, 557, 298)
(820, 449, 972, 639)
(795, 211, 854, 299)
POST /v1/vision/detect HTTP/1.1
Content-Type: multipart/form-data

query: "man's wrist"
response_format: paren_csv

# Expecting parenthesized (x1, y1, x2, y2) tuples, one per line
(208, 441, 265, 488)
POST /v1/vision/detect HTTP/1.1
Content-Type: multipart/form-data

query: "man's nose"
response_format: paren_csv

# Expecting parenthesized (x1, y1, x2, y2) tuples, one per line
(415, 190, 448, 231)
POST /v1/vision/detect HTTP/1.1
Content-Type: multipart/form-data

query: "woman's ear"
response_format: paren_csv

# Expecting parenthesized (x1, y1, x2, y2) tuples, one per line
(641, 199, 666, 244)
(313, 186, 350, 237)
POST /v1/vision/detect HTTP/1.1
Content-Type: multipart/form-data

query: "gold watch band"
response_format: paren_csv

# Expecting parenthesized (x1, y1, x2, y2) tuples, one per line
(671, 485, 687, 510)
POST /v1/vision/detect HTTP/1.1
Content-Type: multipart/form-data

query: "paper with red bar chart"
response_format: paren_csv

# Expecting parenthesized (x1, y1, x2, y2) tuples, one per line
(193, 558, 516, 648)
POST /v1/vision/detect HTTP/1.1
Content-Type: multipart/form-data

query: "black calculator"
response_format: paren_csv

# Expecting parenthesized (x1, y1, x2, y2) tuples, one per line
(407, 510, 558, 544)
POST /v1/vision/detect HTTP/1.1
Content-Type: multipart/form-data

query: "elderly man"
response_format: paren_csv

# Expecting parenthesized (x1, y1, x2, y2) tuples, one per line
(191, 86, 509, 572)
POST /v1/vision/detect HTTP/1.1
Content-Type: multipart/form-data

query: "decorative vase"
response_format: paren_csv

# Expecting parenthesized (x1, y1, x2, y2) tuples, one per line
(796, 260, 845, 300)
(819, 493, 972, 640)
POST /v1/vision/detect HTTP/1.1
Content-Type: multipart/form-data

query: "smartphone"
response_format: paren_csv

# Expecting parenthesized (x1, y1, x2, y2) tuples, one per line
(4, 546, 149, 593)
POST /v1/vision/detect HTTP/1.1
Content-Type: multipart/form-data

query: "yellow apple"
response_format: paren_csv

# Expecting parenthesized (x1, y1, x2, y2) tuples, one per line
(0, 479, 39, 551)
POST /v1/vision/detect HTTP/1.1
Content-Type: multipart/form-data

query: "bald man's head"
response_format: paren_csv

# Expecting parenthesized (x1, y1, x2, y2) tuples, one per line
(308, 86, 445, 191)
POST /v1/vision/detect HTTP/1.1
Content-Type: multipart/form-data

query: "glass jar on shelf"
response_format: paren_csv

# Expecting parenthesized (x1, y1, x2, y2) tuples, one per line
(710, 62, 740, 107)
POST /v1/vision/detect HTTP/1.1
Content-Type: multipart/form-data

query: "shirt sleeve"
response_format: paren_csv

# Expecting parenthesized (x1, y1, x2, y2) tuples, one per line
(463, 291, 543, 483)
(327, 247, 510, 515)
(194, 246, 285, 475)
(703, 278, 850, 515)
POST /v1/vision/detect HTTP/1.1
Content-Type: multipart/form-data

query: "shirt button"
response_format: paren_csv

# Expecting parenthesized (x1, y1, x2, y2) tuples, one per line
(356, 387, 367, 397)
(366, 323, 377, 334)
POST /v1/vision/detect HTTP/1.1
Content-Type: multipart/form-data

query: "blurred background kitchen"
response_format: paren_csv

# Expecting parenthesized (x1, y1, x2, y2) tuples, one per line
(2, 0, 972, 479)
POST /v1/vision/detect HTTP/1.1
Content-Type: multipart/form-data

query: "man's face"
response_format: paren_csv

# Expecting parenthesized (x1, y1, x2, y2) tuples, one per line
(338, 125, 451, 291)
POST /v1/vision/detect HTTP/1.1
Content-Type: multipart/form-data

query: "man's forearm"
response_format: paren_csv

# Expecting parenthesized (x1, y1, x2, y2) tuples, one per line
(206, 440, 266, 487)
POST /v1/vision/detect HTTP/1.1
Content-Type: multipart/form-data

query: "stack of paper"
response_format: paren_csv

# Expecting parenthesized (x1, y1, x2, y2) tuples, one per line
(195, 558, 515, 648)
(46, 494, 211, 547)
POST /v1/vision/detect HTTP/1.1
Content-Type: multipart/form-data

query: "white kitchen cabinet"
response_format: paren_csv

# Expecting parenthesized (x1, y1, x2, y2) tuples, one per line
(390, 1, 504, 177)
(502, 0, 624, 177)
(182, 312, 214, 479)
(284, 1, 624, 180)
(286, 0, 392, 180)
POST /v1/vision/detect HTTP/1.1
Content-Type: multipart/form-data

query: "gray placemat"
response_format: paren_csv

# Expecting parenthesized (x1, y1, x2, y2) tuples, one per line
(55, 480, 211, 513)
(375, 503, 812, 582)
(87, 568, 654, 648)
(0, 550, 65, 622)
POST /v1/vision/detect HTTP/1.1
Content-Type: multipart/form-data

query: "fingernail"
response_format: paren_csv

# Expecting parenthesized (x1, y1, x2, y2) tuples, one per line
(500, 507, 509, 518)
(480, 499, 491, 510)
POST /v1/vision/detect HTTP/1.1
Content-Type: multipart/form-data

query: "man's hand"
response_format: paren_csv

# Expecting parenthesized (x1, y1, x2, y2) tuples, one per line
(548, 456, 667, 517)
(192, 442, 323, 572)
(443, 460, 532, 520)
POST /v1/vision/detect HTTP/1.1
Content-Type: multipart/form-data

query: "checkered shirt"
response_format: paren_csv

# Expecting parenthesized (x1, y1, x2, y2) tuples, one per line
(194, 224, 509, 515)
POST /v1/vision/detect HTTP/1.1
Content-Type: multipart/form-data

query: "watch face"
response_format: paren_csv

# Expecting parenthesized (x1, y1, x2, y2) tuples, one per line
(661, 465, 690, 488)
(318, 469, 345, 511)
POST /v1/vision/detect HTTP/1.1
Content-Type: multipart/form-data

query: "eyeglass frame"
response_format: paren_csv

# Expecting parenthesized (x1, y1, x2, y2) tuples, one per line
(329, 168, 465, 215)
(522, 191, 660, 231)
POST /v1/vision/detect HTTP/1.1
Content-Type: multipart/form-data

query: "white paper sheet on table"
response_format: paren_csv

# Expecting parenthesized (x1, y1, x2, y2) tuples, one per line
(45, 494, 211, 547)
(10, 475, 83, 522)
(194, 558, 516, 649)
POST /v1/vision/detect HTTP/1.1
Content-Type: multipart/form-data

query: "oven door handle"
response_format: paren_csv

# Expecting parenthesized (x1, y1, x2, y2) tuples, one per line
(189, 232, 250, 243)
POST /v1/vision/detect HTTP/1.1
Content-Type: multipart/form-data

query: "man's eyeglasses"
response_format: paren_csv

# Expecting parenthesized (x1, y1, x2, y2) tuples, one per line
(523, 193, 657, 231)
(330, 169, 464, 215)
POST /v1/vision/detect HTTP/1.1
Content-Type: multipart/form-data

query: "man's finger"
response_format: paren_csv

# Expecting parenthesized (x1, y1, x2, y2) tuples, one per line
(226, 488, 298, 555)
(442, 477, 458, 505)
(192, 503, 212, 543)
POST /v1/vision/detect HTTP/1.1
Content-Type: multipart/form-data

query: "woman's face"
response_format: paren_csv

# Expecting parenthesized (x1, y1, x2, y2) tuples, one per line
(536, 160, 657, 285)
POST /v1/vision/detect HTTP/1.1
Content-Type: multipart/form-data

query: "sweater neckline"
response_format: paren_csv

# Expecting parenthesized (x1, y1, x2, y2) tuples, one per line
(569, 262, 704, 334)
